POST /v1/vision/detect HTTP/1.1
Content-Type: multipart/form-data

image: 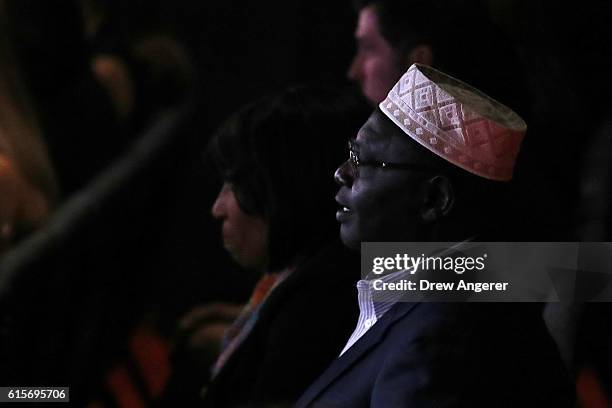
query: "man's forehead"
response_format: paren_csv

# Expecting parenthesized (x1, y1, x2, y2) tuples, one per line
(355, 5, 378, 38)
(356, 110, 392, 144)
(357, 110, 434, 164)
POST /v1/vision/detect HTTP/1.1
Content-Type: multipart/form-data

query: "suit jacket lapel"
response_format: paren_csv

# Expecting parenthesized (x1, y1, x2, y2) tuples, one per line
(296, 302, 419, 407)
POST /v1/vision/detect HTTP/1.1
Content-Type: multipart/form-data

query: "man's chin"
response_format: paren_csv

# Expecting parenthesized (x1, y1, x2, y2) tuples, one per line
(339, 225, 361, 251)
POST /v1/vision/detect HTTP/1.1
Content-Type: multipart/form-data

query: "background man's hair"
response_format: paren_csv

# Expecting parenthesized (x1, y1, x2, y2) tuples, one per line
(352, 0, 481, 51)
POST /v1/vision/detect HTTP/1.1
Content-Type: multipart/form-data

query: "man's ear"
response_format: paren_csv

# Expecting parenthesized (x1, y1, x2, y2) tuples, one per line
(420, 175, 454, 223)
(406, 44, 434, 67)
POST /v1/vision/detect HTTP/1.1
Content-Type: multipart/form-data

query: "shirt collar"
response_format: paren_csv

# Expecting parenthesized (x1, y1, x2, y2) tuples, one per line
(356, 238, 477, 318)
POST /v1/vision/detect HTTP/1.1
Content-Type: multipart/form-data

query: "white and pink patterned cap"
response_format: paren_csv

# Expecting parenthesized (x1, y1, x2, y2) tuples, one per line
(379, 64, 526, 181)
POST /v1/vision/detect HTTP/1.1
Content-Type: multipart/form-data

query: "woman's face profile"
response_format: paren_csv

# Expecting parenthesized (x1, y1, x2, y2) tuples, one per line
(211, 182, 268, 271)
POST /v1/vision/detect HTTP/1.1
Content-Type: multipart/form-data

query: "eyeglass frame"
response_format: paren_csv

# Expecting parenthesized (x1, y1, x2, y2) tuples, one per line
(346, 139, 437, 175)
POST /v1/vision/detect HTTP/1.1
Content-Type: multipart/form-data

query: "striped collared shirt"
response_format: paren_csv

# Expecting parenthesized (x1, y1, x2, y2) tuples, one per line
(339, 240, 474, 356)
(339, 267, 413, 356)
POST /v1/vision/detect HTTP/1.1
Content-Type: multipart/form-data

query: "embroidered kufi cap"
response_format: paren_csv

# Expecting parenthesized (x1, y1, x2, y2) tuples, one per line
(379, 64, 526, 181)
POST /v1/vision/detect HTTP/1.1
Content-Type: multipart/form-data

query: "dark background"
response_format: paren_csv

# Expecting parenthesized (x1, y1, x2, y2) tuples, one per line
(0, 0, 611, 405)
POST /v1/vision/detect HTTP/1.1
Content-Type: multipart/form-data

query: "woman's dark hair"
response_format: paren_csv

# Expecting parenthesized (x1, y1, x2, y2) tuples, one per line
(209, 85, 369, 271)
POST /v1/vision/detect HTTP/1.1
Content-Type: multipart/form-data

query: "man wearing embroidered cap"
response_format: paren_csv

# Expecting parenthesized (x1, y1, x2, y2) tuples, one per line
(296, 65, 574, 407)
(337, 64, 527, 249)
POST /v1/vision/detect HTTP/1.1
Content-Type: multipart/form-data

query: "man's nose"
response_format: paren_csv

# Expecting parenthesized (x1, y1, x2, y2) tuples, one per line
(211, 183, 229, 218)
(334, 160, 354, 186)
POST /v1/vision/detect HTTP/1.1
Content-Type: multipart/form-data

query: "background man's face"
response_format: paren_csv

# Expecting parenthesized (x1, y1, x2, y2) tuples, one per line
(348, 5, 405, 105)
(335, 110, 432, 249)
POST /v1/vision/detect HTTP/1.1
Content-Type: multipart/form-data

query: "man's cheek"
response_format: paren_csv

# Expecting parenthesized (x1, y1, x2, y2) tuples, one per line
(360, 183, 394, 206)
(352, 189, 377, 214)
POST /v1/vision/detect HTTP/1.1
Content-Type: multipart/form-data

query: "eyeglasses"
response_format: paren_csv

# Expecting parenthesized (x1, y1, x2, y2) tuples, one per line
(347, 139, 436, 176)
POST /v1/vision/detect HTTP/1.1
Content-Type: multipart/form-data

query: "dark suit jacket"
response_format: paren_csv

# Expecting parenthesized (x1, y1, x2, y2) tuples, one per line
(297, 302, 575, 407)
(201, 239, 360, 407)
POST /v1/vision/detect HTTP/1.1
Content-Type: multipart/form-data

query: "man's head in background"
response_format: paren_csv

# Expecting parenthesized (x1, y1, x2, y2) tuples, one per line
(347, 2, 408, 106)
(336, 64, 527, 249)
(347, 0, 526, 116)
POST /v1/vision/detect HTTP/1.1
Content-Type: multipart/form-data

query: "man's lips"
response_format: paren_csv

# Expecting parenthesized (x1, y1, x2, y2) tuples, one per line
(335, 194, 352, 222)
